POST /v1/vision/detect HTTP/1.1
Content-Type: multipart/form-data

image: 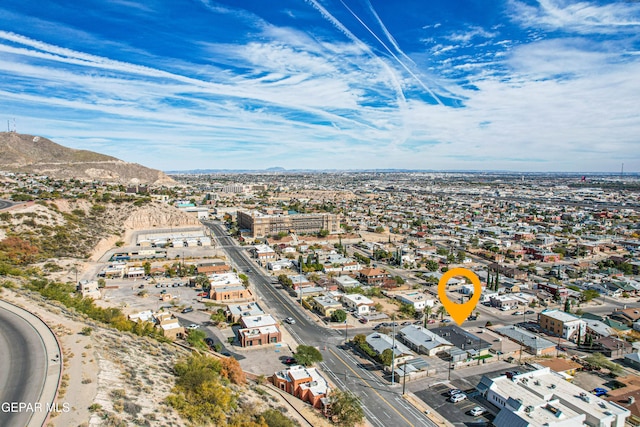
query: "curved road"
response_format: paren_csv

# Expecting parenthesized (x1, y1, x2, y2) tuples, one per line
(0, 199, 14, 210)
(0, 308, 48, 427)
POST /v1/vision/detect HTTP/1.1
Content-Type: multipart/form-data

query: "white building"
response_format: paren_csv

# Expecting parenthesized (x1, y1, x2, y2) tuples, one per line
(394, 291, 434, 311)
(342, 294, 374, 315)
(476, 367, 629, 427)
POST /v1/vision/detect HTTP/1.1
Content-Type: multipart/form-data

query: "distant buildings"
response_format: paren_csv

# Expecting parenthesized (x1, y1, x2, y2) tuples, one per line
(237, 210, 339, 238)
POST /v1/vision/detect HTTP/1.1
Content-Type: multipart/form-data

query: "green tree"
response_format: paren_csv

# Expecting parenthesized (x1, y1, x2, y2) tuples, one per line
(423, 305, 433, 327)
(238, 273, 249, 287)
(328, 390, 365, 427)
(437, 305, 447, 321)
(331, 309, 347, 323)
(194, 274, 210, 290)
(210, 309, 226, 325)
(260, 408, 298, 427)
(582, 289, 600, 302)
(456, 250, 466, 263)
(142, 261, 151, 276)
(294, 345, 323, 367)
(394, 275, 405, 285)
(584, 353, 622, 374)
(400, 303, 416, 318)
(424, 260, 439, 272)
(186, 329, 207, 349)
(564, 298, 571, 313)
(317, 229, 329, 237)
(379, 348, 394, 366)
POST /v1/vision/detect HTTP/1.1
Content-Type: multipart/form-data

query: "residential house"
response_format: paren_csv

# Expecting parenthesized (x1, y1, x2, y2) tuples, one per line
(592, 336, 633, 358)
(271, 365, 329, 409)
(610, 308, 640, 327)
(333, 275, 363, 291)
(393, 291, 434, 312)
(342, 294, 374, 315)
(358, 267, 391, 286)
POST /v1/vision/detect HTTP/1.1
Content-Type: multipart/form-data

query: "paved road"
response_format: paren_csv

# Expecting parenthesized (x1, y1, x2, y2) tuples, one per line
(0, 308, 47, 427)
(0, 199, 13, 210)
(202, 220, 436, 427)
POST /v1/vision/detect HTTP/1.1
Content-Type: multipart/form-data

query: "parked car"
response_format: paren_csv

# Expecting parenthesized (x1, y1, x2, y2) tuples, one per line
(285, 317, 296, 324)
(525, 310, 535, 314)
(359, 318, 368, 324)
(593, 387, 608, 397)
(469, 406, 486, 416)
(447, 389, 462, 397)
(283, 357, 296, 365)
(513, 311, 524, 315)
(187, 324, 199, 330)
(197, 292, 208, 297)
(181, 307, 194, 313)
(449, 393, 467, 403)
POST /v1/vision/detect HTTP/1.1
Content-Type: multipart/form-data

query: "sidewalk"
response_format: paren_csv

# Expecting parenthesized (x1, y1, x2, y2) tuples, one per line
(0, 298, 63, 427)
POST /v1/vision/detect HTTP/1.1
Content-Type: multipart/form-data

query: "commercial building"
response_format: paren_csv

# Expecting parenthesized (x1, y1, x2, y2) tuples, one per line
(271, 365, 329, 409)
(237, 210, 339, 238)
(398, 325, 453, 356)
(538, 310, 586, 343)
(237, 314, 281, 347)
(476, 367, 629, 427)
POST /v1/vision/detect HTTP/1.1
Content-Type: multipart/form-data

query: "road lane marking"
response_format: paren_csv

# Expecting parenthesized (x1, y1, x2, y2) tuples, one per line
(329, 348, 415, 427)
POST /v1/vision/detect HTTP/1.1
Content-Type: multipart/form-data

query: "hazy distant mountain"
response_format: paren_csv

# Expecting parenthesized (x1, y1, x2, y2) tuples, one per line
(0, 132, 175, 185)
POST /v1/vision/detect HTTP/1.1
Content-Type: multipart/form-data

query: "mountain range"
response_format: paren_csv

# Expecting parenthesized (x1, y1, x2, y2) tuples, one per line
(0, 132, 174, 185)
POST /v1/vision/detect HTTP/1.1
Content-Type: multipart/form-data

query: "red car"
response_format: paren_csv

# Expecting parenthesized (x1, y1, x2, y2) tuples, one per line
(197, 292, 208, 297)
(359, 318, 368, 324)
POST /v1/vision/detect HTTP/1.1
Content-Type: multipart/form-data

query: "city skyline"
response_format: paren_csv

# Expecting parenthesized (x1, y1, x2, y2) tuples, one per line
(1, 0, 639, 172)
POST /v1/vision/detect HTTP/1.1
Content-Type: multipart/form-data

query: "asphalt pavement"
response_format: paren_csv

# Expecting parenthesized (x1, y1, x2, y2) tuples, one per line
(202, 220, 437, 427)
(0, 199, 14, 210)
(0, 301, 62, 427)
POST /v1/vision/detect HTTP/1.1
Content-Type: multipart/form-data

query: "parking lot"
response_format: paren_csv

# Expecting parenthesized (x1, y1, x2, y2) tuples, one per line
(414, 383, 493, 426)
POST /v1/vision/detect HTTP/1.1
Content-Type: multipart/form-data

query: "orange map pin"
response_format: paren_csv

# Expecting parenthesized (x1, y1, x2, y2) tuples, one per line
(437, 267, 482, 326)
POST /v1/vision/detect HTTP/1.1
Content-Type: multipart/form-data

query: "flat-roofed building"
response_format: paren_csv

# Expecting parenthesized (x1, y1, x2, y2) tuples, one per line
(476, 367, 629, 427)
(398, 325, 453, 356)
(225, 302, 264, 323)
(342, 294, 374, 315)
(334, 275, 362, 291)
(311, 296, 343, 317)
(539, 309, 586, 343)
(495, 326, 556, 356)
(271, 365, 330, 409)
(238, 210, 339, 238)
(237, 314, 281, 347)
(393, 291, 434, 312)
(196, 261, 230, 275)
(365, 333, 414, 369)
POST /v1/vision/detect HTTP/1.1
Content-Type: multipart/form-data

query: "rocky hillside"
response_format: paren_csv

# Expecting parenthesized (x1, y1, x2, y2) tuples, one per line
(0, 132, 175, 185)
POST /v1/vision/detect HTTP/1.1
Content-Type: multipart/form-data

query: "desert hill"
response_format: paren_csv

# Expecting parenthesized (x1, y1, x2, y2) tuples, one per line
(0, 132, 175, 185)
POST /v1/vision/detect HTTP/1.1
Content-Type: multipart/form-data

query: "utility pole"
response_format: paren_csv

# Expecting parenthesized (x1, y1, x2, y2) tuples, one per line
(402, 361, 408, 395)
(391, 314, 396, 385)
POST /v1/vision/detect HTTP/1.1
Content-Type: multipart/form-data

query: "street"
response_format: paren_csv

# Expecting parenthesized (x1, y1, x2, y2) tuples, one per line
(203, 220, 437, 427)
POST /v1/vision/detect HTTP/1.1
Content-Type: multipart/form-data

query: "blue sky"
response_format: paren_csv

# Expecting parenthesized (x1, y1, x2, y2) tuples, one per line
(0, 0, 639, 172)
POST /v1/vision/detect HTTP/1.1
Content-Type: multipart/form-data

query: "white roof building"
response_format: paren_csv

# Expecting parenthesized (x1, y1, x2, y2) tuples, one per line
(476, 367, 629, 427)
